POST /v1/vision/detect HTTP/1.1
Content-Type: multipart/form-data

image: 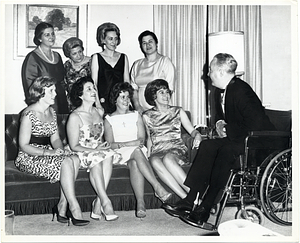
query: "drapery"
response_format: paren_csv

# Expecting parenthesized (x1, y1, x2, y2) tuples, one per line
(208, 5, 262, 97)
(154, 5, 207, 125)
(154, 5, 262, 125)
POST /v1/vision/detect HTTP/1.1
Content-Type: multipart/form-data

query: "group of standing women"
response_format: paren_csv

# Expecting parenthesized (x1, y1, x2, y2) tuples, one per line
(16, 21, 202, 226)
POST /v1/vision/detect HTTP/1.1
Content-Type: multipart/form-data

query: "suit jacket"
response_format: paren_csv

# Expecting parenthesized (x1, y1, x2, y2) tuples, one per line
(215, 77, 275, 143)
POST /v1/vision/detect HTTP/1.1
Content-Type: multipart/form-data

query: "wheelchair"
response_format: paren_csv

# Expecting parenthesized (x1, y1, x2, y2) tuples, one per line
(199, 109, 292, 231)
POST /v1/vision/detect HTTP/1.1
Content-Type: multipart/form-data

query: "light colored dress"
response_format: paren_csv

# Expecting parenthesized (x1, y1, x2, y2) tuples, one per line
(15, 108, 65, 183)
(130, 55, 175, 110)
(143, 106, 188, 165)
(74, 110, 120, 171)
(105, 111, 147, 165)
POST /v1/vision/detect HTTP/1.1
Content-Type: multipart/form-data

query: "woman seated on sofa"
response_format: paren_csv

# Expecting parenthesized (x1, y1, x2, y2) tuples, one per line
(142, 79, 202, 200)
(66, 76, 120, 221)
(104, 82, 172, 218)
(15, 76, 89, 226)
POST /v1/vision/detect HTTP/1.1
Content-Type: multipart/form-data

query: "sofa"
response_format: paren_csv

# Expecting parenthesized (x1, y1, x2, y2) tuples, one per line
(5, 111, 196, 215)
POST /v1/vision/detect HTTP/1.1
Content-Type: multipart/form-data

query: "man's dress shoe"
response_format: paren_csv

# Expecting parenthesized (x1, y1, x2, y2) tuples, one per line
(162, 198, 193, 217)
(180, 206, 210, 228)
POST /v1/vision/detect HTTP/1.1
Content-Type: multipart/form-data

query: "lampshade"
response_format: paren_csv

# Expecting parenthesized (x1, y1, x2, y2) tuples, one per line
(208, 31, 245, 76)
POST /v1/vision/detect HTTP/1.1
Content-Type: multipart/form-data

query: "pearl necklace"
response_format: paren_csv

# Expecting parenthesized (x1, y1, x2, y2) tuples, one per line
(39, 46, 54, 64)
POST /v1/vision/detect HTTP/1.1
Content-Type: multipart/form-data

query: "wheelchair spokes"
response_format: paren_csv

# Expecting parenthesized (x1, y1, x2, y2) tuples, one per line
(260, 148, 292, 226)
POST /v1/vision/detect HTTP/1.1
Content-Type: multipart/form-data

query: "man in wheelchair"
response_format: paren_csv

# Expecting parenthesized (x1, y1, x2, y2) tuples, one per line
(162, 53, 277, 229)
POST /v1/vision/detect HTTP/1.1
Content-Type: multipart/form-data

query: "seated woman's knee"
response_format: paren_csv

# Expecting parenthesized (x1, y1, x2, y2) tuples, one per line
(163, 153, 177, 166)
(127, 159, 138, 170)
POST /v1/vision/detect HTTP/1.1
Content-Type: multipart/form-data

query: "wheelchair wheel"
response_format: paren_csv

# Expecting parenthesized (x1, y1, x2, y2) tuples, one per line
(235, 206, 265, 225)
(260, 148, 292, 226)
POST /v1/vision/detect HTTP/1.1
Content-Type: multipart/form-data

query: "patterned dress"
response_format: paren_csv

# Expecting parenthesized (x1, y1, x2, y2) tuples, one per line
(143, 106, 188, 165)
(63, 57, 91, 111)
(15, 108, 65, 183)
(74, 111, 120, 171)
(105, 111, 147, 165)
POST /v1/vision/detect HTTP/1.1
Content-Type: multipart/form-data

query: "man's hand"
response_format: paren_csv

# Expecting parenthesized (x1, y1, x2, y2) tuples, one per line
(216, 120, 227, 138)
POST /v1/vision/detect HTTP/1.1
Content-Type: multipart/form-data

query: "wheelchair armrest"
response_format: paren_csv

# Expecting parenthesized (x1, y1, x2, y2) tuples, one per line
(248, 130, 291, 137)
(245, 130, 291, 151)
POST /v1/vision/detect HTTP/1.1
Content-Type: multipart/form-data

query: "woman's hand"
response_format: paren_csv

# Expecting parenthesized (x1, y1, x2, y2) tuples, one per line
(216, 120, 227, 138)
(96, 141, 111, 150)
(192, 133, 202, 149)
(138, 139, 145, 148)
(45, 148, 65, 156)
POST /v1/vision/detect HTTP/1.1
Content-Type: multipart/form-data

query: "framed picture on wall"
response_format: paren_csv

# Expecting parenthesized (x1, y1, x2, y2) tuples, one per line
(14, 4, 87, 59)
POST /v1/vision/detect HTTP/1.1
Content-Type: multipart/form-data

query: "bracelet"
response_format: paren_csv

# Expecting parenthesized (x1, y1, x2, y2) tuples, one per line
(42, 148, 46, 156)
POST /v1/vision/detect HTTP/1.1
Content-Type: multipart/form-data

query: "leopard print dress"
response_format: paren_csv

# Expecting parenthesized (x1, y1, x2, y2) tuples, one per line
(14, 108, 65, 183)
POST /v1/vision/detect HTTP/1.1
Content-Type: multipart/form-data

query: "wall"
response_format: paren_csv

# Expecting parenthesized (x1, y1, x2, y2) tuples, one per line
(261, 5, 293, 110)
(3, 4, 153, 114)
(2, 4, 294, 114)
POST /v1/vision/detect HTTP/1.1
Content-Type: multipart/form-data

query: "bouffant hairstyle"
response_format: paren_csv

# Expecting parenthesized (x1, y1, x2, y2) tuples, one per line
(96, 22, 121, 50)
(27, 76, 56, 105)
(70, 76, 94, 108)
(62, 37, 84, 58)
(33, 22, 54, 46)
(213, 53, 238, 74)
(138, 30, 158, 53)
(144, 79, 172, 106)
(109, 82, 134, 112)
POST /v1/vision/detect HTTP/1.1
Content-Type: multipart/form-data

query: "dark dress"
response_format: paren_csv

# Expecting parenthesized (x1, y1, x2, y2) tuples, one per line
(21, 51, 69, 114)
(14, 108, 65, 183)
(94, 53, 125, 113)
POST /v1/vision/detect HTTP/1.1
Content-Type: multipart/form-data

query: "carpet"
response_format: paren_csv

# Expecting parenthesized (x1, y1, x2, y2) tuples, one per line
(2, 207, 294, 242)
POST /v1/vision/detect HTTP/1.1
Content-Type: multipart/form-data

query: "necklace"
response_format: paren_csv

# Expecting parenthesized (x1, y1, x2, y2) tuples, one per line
(39, 46, 54, 64)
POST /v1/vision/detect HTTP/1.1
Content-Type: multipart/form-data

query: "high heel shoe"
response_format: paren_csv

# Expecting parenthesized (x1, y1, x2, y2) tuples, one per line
(155, 192, 173, 203)
(66, 209, 90, 226)
(101, 206, 119, 221)
(136, 209, 146, 218)
(136, 200, 146, 218)
(90, 199, 102, 220)
(52, 205, 68, 223)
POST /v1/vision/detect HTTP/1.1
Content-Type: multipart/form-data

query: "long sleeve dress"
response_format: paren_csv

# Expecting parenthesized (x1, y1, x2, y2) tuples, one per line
(130, 55, 175, 110)
(21, 51, 69, 114)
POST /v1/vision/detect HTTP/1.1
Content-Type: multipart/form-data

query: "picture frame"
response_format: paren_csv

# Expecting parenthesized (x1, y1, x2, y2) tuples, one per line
(14, 4, 87, 59)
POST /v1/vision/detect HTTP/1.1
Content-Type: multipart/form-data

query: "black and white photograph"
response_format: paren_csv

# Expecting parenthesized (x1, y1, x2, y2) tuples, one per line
(1, 1, 299, 242)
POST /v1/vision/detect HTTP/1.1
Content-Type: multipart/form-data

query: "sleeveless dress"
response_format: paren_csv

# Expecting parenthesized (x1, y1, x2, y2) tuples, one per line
(74, 111, 121, 171)
(14, 108, 65, 183)
(21, 51, 69, 114)
(105, 111, 147, 165)
(95, 53, 125, 114)
(142, 106, 188, 165)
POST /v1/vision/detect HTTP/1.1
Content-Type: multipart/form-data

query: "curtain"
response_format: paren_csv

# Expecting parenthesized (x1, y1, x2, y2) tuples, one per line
(154, 5, 207, 125)
(208, 5, 262, 97)
(153, 5, 262, 125)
